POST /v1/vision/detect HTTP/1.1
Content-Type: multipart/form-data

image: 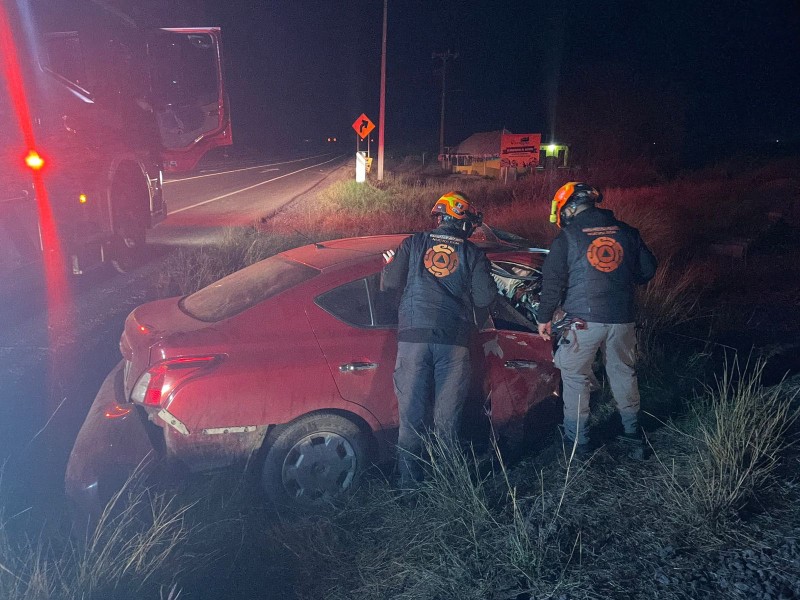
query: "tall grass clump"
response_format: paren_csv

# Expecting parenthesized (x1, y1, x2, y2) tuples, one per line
(271, 434, 586, 600)
(157, 227, 308, 296)
(317, 180, 394, 215)
(661, 357, 800, 528)
(0, 471, 195, 599)
(635, 261, 704, 365)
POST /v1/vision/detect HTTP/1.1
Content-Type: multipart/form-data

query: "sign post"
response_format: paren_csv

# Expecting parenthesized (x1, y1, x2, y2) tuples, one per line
(352, 114, 376, 183)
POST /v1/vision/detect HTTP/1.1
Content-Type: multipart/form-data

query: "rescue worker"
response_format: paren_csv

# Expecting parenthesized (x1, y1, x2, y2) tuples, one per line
(536, 182, 657, 457)
(382, 191, 497, 484)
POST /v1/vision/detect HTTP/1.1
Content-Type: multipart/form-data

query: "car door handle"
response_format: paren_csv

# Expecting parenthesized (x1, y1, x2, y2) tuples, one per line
(504, 360, 538, 369)
(339, 362, 378, 373)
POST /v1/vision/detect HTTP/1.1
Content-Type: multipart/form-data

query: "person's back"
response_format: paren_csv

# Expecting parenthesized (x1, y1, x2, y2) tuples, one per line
(390, 223, 496, 346)
(382, 191, 496, 484)
(536, 182, 657, 456)
(552, 205, 655, 324)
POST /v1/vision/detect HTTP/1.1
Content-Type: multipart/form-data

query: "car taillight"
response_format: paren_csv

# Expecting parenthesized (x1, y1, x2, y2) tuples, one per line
(130, 355, 220, 407)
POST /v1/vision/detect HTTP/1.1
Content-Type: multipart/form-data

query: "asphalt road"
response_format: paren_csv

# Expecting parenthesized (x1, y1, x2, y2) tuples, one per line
(0, 152, 347, 515)
(157, 153, 344, 231)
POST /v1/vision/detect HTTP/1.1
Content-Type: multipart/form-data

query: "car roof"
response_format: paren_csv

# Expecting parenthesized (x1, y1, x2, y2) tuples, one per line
(281, 234, 409, 270)
(279, 227, 543, 271)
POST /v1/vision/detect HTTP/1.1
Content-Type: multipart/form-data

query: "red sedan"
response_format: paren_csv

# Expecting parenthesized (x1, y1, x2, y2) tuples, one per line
(66, 227, 559, 511)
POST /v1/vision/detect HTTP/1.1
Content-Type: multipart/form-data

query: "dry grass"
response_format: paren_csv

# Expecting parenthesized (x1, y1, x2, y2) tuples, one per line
(155, 227, 310, 296)
(657, 357, 800, 528)
(1, 161, 794, 599)
(0, 468, 195, 600)
(270, 433, 588, 600)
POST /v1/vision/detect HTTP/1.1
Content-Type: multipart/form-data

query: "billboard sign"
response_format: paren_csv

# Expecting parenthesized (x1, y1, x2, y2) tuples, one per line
(500, 133, 541, 168)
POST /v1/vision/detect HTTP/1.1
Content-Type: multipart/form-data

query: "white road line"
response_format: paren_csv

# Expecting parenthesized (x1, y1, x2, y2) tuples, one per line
(167, 156, 342, 215)
(260, 168, 279, 173)
(164, 154, 331, 184)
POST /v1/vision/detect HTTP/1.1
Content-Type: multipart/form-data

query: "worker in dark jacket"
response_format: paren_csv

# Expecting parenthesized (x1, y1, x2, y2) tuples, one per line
(537, 182, 657, 457)
(382, 191, 497, 484)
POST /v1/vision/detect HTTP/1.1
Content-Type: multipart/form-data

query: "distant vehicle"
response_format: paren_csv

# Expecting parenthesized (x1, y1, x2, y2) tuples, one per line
(66, 227, 559, 513)
(0, 0, 232, 279)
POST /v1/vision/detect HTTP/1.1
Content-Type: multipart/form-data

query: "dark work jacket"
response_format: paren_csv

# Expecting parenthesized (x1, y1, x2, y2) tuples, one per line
(537, 207, 657, 324)
(381, 224, 497, 346)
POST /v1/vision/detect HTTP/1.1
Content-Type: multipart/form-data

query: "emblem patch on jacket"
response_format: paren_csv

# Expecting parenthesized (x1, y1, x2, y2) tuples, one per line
(424, 243, 460, 277)
(586, 236, 624, 272)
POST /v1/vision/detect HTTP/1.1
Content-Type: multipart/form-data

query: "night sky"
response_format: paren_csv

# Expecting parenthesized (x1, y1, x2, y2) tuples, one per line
(167, 0, 799, 164)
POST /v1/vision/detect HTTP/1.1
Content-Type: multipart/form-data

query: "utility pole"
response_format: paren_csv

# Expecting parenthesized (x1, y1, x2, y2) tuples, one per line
(432, 50, 457, 157)
(377, 0, 387, 181)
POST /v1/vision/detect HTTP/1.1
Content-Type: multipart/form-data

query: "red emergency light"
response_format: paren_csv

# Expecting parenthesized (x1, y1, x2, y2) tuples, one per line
(24, 149, 44, 171)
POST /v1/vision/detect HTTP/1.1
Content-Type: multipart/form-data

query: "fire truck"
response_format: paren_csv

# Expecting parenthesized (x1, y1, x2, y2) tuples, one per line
(0, 0, 231, 279)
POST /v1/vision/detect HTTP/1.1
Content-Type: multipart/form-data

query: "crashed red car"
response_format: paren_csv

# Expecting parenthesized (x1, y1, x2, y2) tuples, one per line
(66, 226, 559, 510)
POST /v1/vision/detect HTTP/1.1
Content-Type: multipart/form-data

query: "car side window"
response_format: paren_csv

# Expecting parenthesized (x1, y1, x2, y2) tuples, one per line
(366, 273, 399, 327)
(315, 274, 399, 328)
(315, 279, 373, 327)
(42, 32, 89, 91)
(488, 296, 538, 334)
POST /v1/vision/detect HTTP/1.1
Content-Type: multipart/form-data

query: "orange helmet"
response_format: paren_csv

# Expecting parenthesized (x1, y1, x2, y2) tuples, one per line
(432, 191, 473, 220)
(550, 182, 602, 227)
(432, 191, 483, 236)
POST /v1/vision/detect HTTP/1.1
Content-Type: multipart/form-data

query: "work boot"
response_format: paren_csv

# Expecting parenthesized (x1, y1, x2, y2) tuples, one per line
(616, 430, 651, 461)
(560, 434, 596, 462)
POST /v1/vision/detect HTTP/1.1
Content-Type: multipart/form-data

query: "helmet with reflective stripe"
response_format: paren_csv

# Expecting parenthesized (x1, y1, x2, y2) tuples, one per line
(550, 182, 602, 227)
(431, 191, 483, 237)
(432, 191, 473, 220)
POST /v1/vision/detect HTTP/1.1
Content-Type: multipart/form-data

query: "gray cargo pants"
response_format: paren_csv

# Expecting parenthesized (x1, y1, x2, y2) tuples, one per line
(553, 322, 640, 445)
(394, 341, 470, 483)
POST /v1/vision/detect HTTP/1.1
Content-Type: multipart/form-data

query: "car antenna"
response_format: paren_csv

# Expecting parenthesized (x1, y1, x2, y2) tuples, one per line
(288, 226, 327, 249)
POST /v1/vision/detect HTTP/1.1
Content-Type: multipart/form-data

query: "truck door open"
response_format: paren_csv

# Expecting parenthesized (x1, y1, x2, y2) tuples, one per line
(148, 27, 232, 173)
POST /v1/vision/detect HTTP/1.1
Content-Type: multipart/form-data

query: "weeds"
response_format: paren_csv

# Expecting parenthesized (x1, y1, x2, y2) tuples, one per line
(156, 227, 308, 296)
(0, 468, 195, 599)
(659, 357, 800, 528)
(271, 433, 586, 600)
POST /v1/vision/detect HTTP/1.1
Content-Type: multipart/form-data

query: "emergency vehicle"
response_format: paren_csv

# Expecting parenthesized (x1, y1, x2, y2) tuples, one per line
(0, 0, 231, 279)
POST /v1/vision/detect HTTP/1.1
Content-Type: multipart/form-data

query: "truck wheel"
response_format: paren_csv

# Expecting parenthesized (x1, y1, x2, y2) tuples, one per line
(260, 413, 369, 507)
(110, 213, 146, 274)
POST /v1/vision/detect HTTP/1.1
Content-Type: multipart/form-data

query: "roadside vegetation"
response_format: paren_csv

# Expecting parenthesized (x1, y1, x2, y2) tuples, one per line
(2, 158, 799, 598)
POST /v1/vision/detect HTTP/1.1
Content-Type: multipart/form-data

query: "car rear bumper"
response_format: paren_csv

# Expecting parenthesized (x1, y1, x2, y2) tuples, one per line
(65, 361, 159, 518)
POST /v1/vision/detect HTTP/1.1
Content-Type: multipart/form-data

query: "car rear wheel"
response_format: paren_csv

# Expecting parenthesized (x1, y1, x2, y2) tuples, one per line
(261, 413, 369, 506)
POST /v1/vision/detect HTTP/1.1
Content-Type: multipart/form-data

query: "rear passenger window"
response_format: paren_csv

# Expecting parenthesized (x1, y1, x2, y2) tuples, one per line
(366, 273, 399, 326)
(315, 273, 400, 328)
(315, 279, 372, 327)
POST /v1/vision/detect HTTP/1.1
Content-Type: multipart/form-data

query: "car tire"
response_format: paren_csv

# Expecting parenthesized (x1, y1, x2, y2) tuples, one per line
(260, 413, 369, 506)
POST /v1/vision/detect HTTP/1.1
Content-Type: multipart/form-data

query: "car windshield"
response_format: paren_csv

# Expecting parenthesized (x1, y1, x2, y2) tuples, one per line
(180, 256, 319, 322)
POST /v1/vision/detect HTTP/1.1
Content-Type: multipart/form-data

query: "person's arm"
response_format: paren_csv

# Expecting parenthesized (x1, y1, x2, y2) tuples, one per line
(470, 250, 498, 309)
(536, 232, 569, 325)
(381, 237, 411, 291)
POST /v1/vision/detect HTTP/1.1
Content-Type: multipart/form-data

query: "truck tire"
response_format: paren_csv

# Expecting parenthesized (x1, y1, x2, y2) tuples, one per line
(109, 166, 148, 274)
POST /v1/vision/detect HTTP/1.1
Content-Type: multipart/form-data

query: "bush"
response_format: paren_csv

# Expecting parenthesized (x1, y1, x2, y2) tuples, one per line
(659, 357, 800, 528)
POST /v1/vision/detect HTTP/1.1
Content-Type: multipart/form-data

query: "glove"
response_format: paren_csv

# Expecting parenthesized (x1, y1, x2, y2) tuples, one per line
(382, 249, 395, 264)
